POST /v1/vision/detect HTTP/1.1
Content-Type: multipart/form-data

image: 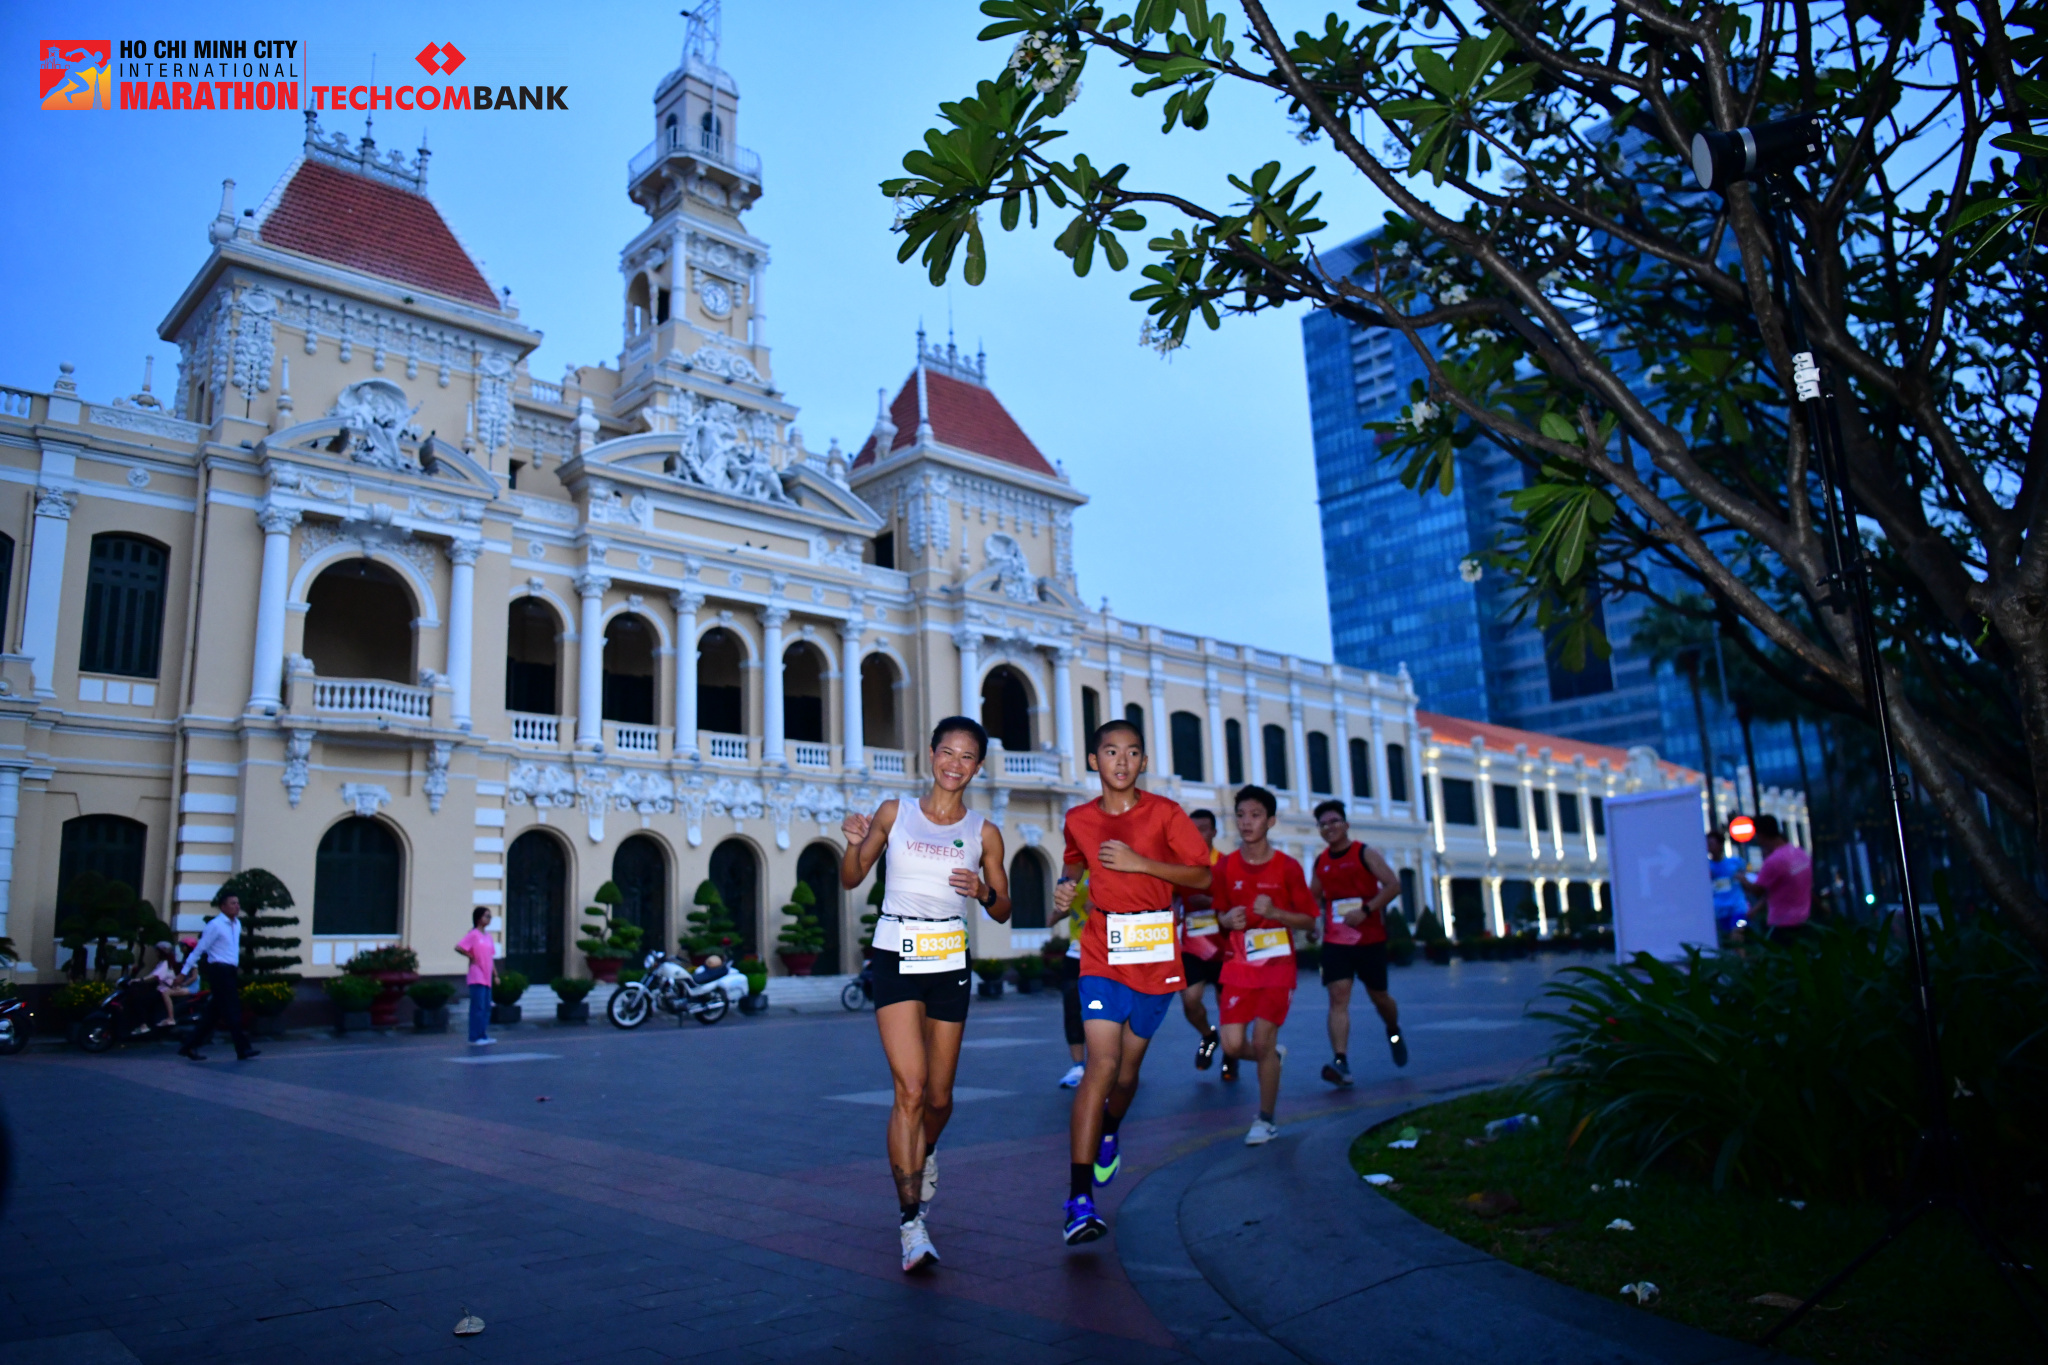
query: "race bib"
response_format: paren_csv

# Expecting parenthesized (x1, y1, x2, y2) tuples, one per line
(1711, 877, 1734, 894)
(1106, 909, 1176, 964)
(1185, 909, 1220, 938)
(1244, 926, 1294, 963)
(1331, 897, 1365, 922)
(889, 917, 967, 975)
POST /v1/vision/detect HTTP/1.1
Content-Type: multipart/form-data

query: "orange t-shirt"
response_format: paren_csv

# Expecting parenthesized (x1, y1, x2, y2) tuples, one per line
(1215, 848, 1316, 989)
(1179, 846, 1224, 961)
(1063, 791, 1211, 991)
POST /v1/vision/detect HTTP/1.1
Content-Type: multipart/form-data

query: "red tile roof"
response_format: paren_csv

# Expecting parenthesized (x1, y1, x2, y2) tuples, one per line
(1417, 710, 1699, 782)
(259, 159, 499, 311)
(852, 367, 1056, 477)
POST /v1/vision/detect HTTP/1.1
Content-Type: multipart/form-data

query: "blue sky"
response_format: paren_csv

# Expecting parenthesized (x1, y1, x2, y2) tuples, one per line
(3, 1, 1406, 662)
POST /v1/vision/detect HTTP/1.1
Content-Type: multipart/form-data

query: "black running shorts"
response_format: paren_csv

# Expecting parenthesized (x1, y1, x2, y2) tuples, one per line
(1320, 940, 1390, 993)
(1180, 950, 1223, 987)
(870, 947, 971, 1023)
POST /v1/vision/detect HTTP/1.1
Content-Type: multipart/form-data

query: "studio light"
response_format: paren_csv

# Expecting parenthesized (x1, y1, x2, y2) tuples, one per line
(1689, 114, 1826, 191)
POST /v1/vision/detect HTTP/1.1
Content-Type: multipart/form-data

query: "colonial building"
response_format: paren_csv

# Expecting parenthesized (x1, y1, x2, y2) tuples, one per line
(0, 36, 1807, 989)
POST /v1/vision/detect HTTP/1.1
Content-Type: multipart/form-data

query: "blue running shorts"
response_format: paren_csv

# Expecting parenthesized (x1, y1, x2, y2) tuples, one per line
(1076, 975, 1174, 1039)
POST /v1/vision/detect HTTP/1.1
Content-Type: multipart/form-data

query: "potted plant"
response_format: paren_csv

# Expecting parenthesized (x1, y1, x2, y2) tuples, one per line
(54, 979, 114, 1044)
(1012, 953, 1045, 994)
(737, 955, 769, 1013)
(1387, 910, 1417, 967)
(343, 945, 420, 1027)
(576, 881, 644, 983)
(240, 979, 297, 1037)
(683, 879, 739, 965)
(407, 979, 456, 1032)
(490, 970, 529, 1025)
(776, 882, 826, 976)
(1416, 911, 1452, 965)
(325, 973, 380, 1033)
(551, 976, 595, 1024)
(972, 959, 1006, 999)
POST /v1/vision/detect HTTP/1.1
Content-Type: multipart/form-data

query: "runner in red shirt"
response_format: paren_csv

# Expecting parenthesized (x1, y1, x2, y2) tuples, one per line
(1053, 719, 1211, 1245)
(1214, 784, 1319, 1146)
(1310, 799, 1407, 1086)
(1174, 810, 1226, 1077)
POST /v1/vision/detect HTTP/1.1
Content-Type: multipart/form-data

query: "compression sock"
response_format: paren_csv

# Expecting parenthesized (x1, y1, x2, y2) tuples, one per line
(900, 1202, 921, 1226)
(1334, 1052, 1347, 1064)
(1070, 1163, 1093, 1200)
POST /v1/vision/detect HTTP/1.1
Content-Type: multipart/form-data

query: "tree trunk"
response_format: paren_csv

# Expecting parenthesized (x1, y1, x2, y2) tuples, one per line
(1686, 658, 1719, 832)
(1737, 703, 1763, 819)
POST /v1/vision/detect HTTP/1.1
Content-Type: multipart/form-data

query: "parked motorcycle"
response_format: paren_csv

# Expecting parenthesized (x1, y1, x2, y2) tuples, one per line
(607, 951, 746, 1028)
(840, 956, 875, 1012)
(74, 975, 201, 1053)
(0, 994, 30, 1054)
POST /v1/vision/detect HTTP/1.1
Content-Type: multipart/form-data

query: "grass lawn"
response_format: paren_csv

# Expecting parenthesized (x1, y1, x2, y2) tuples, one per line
(1349, 1089, 2043, 1364)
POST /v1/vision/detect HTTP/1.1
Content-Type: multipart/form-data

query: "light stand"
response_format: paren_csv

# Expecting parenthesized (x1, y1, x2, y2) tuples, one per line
(1711, 150, 2047, 1346)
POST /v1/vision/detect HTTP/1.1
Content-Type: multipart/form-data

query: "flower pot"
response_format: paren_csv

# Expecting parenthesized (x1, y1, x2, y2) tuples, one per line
(777, 950, 818, 977)
(254, 1013, 290, 1038)
(555, 1000, 590, 1024)
(413, 1006, 450, 1033)
(976, 979, 1004, 999)
(336, 1009, 374, 1035)
(585, 956, 623, 983)
(1423, 942, 1452, 965)
(368, 971, 419, 1028)
(738, 992, 769, 1015)
(491, 1003, 522, 1026)
(1015, 976, 1040, 994)
(1389, 941, 1417, 967)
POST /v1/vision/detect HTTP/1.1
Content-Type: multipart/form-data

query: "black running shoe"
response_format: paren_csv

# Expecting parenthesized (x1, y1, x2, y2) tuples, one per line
(1220, 1054, 1239, 1084)
(1320, 1056, 1354, 1088)
(1388, 1032, 1409, 1067)
(1196, 1033, 1218, 1071)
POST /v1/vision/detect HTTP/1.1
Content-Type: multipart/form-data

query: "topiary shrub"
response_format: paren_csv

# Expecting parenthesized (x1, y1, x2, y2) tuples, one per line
(683, 879, 738, 958)
(323, 974, 380, 1011)
(216, 869, 301, 981)
(550, 976, 596, 1004)
(490, 970, 529, 1007)
(577, 880, 644, 959)
(406, 979, 457, 1010)
(344, 945, 419, 975)
(776, 882, 827, 955)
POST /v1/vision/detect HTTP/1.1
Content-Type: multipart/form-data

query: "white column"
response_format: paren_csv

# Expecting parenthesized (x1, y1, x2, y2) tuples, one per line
(0, 766, 19, 940)
(1148, 663, 1168, 772)
(1244, 670, 1265, 786)
(840, 614, 865, 768)
(1548, 776, 1565, 858)
(246, 504, 299, 713)
(1105, 646, 1124, 719)
(1204, 668, 1226, 788)
(1533, 876, 1551, 938)
(954, 627, 981, 723)
(1523, 769, 1542, 859)
(1371, 711, 1391, 818)
(1488, 876, 1506, 937)
(1428, 755, 1446, 855)
(1578, 771, 1598, 860)
(445, 540, 479, 731)
(1334, 702, 1355, 809)
(1052, 646, 1076, 779)
(762, 605, 790, 764)
(574, 573, 609, 750)
(1288, 682, 1310, 808)
(21, 488, 76, 699)
(1479, 753, 1499, 858)
(671, 588, 703, 757)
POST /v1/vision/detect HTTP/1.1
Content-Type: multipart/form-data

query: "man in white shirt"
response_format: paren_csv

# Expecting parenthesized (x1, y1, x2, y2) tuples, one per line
(180, 894, 257, 1061)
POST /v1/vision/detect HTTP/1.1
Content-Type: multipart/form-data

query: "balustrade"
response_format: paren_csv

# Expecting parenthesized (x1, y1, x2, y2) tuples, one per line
(312, 678, 431, 719)
(792, 741, 832, 769)
(509, 712, 560, 745)
(609, 722, 661, 755)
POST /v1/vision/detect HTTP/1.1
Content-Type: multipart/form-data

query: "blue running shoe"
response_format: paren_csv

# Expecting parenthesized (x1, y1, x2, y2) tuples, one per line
(1093, 1132, 1121, 1186)
(1063, 1194, 1107, 1246)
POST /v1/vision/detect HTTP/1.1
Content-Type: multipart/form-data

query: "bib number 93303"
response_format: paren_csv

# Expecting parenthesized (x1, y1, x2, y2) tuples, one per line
(1106, 910, 1176, 964)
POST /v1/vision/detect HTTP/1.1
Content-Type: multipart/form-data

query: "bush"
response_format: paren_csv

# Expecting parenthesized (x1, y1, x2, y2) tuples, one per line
(344, 945, 419, 975)
(1013, 953, 1044, 981)
(549, 976, 595, 1004)
(777, 881, 827, 954)
(683, 879, 739, 957)
(1414, 909, 1449, 945)
(217, 869, 301, 979)
(490, 970, 529, 1007)
(406, 980, 457, 1010)
(323, 974, 380, 1011)
(972, 958, 1007, 982)
(239, 980, 296, 1015)
(52, 979, 114, 1019)
(617, 967, 646, 985)
(736, 955, 768, 995)
(577, 881, 644, 959)
(1527, 917, 2048, 1201)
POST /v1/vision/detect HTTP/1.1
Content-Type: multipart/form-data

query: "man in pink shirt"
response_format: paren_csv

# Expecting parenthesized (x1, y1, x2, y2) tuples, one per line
(1743, 816, 1812, 937)
(455, 907, 498, 1045)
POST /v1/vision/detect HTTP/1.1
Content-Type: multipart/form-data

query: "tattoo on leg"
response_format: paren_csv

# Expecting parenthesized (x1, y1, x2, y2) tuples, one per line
(891, 1166, 922, 1208)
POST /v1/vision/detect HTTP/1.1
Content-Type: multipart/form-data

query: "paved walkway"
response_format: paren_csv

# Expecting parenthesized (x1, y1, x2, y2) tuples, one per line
(0, 954, 1771, 1363)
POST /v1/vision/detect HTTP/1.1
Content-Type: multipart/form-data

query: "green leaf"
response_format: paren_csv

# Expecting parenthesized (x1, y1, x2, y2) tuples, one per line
(1412, 47, 1457, 97)
(1539, 412, 1581, 444)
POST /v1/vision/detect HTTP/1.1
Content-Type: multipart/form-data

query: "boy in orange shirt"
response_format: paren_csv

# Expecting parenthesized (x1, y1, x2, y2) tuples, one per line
(1053, 719, 1212, 1244)
(1214, 785, 1320, 1145)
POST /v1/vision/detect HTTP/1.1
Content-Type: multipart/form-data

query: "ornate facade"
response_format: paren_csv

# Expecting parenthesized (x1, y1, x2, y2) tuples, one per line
(0, 36, 1806, 988)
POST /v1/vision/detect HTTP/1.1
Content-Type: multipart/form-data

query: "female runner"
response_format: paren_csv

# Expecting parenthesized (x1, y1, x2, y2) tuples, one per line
(841, 715, 1011, 1272)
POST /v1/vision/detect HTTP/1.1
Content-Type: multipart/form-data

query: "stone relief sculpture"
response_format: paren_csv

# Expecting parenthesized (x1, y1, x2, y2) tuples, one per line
(328, 379, 423, 471)
(985, 533, 1038, 603)
(667, 390, 790, 504)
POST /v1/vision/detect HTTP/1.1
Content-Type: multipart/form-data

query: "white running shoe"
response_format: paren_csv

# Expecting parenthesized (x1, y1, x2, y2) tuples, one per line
(921, 1151, 938, 1205)
(900, 1216, 939, 1272)
(1059, 1063, 1084, 1088)
(1245, 1118, 1281, 1146)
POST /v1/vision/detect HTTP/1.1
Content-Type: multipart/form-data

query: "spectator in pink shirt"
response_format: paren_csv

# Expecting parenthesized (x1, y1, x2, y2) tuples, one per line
(1742, 815, 1812, 938)
(455, 907, 497, 1046)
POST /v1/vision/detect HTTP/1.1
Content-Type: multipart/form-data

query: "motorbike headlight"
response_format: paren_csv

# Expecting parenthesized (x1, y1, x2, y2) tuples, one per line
(644, 951, 659, 970)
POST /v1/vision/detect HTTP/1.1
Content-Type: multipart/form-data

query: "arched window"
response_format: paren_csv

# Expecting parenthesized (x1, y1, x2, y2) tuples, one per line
(797, 842, 843, 972)
(627, 273, 651, 335)
(783, 642, 827, 743)
(612, 834, 667, 957)
(980, 665, 1032, 752)
(1123, 701, 1144, 739)
(1262, 724, 1290, 790)
(1349, 737, 1372, 798)
(1386, 742, 1410, 802)
(860, 653, 902, 751)
(664, 112, 679, 149)
(505, 597, 560, 715)
(0, 532, 15, 647)
(1081, 687, 1100, 746)
(79, 534, 167, 678)
(1307, 731, 1333, 794)
(504, 830, 566, 981)
(699, 108, 723, 149)
(697, 627, 745, 735)
(601, 614, 657, 725)
(709, 838, 758, 957)
(1225, 717, 1245, 785)
(1009, 847, 1049, 930)
(1169, 711, 1204, 782)
(58, 814, 148, 907)
(304, 559, 413, 682)
(312, 817, 402, 936)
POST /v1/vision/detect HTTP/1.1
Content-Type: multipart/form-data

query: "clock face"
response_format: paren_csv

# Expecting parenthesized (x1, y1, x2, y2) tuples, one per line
(698, 278, 733, 318)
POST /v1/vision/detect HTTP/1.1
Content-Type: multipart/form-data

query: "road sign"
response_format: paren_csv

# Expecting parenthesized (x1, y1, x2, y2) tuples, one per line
(1729, 814, 1756, 843)
(1607, 787, 1717, 961)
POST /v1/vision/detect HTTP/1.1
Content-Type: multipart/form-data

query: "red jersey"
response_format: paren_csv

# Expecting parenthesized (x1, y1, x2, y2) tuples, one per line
(1215, 848, 1316, 988)
(1314, 841, 1386, 946)
(1063, 791, 1210, 991)
(1178, 846, 1224, 961)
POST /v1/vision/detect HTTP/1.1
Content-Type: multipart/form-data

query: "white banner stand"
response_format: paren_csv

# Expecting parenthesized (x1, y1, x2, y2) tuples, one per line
(1606, 787, 1717, 962)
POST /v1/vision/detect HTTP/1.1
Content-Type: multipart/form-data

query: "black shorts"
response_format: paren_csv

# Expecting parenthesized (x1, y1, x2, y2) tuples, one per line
(1321, 940, 1389, 993)
(1180, 951, 1223, 987)
(870, 948, 971, 1023)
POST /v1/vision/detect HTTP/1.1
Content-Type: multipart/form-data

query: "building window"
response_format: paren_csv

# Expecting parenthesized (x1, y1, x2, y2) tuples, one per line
(1421, 777, 1432, 822)
(1349, 737, 1371, 799)
(1009, 848, 1049, 930)
(1386, 743, 1409, 802)
(873, 531, 895, 570)
(1081, 687, 1100, 746)
(1492, 783, 1522, 830)
(79, 534, 168, 678)
(797, 842, 844, 972)
(1262, 724, 1289, 790)
(860, 653, 902, 750)
(1558, 793, 1583, 834)
(982, 665, 1033, 751)
(696, 627, 745, 734)
(1307, 732, 1333, 794)
(1225, 718, 1244, 785)
(1532, 789, 1551, 831)
(304, 559, 413, 682)
(612, 834, 667, 960)
(1169, 711, 1203, 782)
(664, 112, 679, 149)
(601, 614, 658, 725)
(1591, 796, 1605, 836)
(709, 837, 757, 956)
(312, 817, 402, 936)
(1440, 777, 1478, 826)
(505, 597, 560, 714)
(1124, 701, 1145, 738)
(1449, 876, 1486, 938)
(1397, 868, 1418, 927)
(783, 643, 828, 742)
(58, 814, 148, 906)
(507, 460, 523, 490)
(656, 287, 671, 324)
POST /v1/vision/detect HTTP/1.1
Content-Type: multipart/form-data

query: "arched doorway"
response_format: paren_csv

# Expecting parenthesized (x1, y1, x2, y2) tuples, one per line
(783, 642, 827, 743)
(612, 835, 667, 960)
(796, 842, 842, 973)
(602, 614, 657, 725)
(504, 830, 567, 981)
(708, 837, 759, 958)
(304, 559, 414, 682)
(860, 653, 902, 751)
(697, 627, 745, 735)
(980, 664, 1032, 752)
(1010, 846, 1049, 930)
(505, 597, 561, 715)
(313, 817, 403, 936)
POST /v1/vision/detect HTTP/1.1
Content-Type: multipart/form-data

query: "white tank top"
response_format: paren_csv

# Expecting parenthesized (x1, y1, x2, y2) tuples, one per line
(881, 799, 986, 922)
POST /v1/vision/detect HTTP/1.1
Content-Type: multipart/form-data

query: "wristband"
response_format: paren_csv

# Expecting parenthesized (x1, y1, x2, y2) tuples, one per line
(977, 886, 998, 908)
